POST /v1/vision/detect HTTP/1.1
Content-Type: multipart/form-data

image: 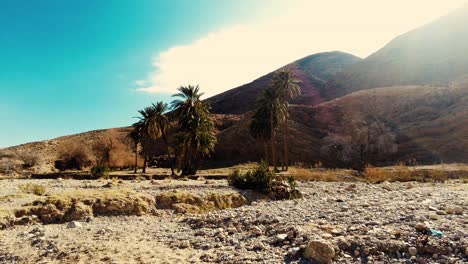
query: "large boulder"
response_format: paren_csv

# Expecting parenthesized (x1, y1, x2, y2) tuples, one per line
(303, 240, 335, 264)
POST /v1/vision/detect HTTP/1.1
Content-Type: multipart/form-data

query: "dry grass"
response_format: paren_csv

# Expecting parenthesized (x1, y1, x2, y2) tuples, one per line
(17, 183, 47, 196)
(286, 164, 468, 183)
(363, 163, 467, 183)
(286, 167, 357, 182)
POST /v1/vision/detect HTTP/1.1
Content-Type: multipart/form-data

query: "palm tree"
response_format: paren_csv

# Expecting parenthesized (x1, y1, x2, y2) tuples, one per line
(151, 101, 175, 176)
(128, 124, 142, 173)
(272, 69, 301, 171)
(256, 86, 285, 172)
(134, 106, 161, 173)
(171, 85, 216, 176)
(250, 106, 270, 163)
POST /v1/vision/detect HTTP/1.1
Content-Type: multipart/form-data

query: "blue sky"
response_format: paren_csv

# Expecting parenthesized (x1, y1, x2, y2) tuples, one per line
(1, 0, 465, 147)
(0, 0, 265, 146)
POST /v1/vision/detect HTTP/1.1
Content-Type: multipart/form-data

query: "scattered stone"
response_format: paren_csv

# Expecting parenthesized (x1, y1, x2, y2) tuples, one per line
(287, 247, 301, 257)
(409, 246, 418, 256)
(177, 240, 190, 249)
(276, 233, 288, 242)
(250, 226, 262, 236)
(445, 206, 463, 215)
(415, 222, 428, 232)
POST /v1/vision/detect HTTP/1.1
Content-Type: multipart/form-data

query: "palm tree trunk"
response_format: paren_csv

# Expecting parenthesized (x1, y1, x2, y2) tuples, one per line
(160, 127, 175, 176)
(270, 107, 277, 171)
(133, 142, 138, 173)
(284, 114, 289, 171)
(264, 141, 269, 164)
(142, 139, 148, 174)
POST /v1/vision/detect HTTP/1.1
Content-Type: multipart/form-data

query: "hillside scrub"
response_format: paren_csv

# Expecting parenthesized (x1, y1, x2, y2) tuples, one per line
(55, 144, 92, 171)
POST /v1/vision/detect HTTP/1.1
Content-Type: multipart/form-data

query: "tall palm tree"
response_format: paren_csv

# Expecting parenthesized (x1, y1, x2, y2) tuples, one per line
(151, 101, 175, 176)
(272, 69, 301, 171)
(134, 106, 161, 173)
(128, 124, 142, 173)
(256, 86, 285, 172)
(250, 105, 271, 163)
(171, 85, 216, 176)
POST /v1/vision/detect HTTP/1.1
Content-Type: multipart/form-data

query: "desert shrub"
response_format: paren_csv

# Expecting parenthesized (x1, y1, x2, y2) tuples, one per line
(18, 183, 47, 196)
(90, 165, 110, 179)
(228, 162, 301, 199)
(55, 145, 91, 171)
(17, 151, 40, 168)
(0, 150, 14, 159)
(228, 162, 276, 191)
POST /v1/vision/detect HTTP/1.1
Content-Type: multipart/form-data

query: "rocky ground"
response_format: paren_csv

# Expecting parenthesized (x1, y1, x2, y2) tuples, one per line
(0, 178, 467, 263)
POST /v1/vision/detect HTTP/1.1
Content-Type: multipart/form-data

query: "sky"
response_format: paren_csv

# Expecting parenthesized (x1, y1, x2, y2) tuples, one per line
(1, 0, 466, 147)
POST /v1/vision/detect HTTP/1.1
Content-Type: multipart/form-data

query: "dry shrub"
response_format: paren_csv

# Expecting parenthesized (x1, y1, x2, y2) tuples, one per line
(155, 191, 248, 214)
(55, 143, 91, 171)
(17, 151, 40, 168)
(18, 183, 47, 196)
(0, 150, 22, 175)
(93, 136, 136, 169)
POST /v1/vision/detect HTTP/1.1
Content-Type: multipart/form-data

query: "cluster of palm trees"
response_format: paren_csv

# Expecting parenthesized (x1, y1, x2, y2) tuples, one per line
(129, 85, 216, 176)
(250, 68, 301, 172)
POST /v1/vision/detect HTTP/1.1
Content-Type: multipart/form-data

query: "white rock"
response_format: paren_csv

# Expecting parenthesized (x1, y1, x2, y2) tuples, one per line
(67, 221, 82, 228)
(276, 233, 288, 242)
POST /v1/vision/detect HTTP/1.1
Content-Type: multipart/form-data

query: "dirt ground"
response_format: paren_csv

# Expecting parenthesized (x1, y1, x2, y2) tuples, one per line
(0, 175, 467, 263)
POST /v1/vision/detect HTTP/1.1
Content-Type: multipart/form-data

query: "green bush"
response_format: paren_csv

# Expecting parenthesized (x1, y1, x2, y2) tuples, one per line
(228, 162, 276, 191)
(90, 165, 110, 179)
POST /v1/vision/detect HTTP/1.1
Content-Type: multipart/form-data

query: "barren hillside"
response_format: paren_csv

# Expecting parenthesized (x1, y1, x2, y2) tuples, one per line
(324, 5, 468, 99)
(214, 83, 468, 166)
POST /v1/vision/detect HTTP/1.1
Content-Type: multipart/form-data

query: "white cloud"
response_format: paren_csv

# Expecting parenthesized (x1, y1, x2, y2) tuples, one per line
(136, 0, 467, 98)
(134, 80, 147, 86)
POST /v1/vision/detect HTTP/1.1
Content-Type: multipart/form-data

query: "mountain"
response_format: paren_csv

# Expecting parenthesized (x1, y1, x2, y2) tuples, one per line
(207, 51, 361, 114)
(324, 4, 468, 99)
(214, 82, 468, 166)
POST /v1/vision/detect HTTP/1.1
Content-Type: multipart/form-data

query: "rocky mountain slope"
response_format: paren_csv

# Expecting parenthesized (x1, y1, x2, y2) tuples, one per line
(214, 82, 468, 166)
(207, 51, 361, 114)
(324, 4, 468, 99)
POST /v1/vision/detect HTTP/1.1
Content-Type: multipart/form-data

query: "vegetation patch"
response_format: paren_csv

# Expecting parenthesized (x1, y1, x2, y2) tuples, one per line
(90, 165, 110, 179)
(362, 164, 466, 183)
(17, 183, 47, 196)
(155, 191, 248, 214)
(228, 162, 302, 200)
